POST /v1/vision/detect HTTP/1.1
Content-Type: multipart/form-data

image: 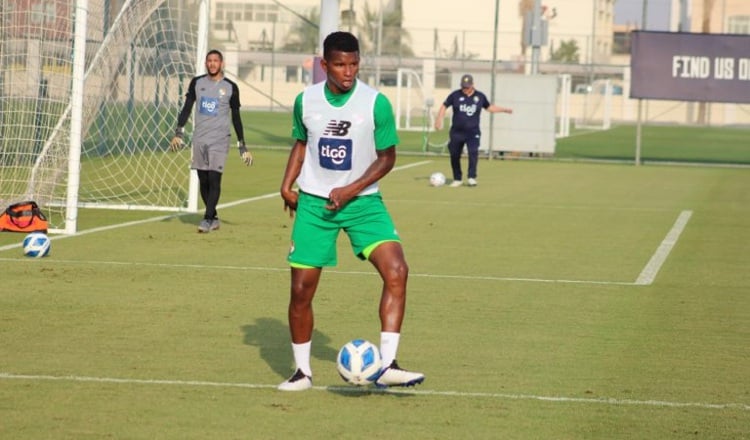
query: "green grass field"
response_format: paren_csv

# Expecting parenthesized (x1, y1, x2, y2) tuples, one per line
(556, 125, 750, 165)
(235, 110, 750, 165)
(1, 149, 749, 439)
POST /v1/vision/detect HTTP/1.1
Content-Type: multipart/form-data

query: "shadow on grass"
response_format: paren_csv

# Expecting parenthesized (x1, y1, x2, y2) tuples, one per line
(241, 317, 338, 380)
(326, 385, 417, 398)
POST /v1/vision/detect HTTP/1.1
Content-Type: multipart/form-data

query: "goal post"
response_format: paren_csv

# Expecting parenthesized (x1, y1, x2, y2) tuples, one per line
(574, 79, 614, 131)
(0, 0, 209, 234)
(188, 0, 211, 213)
(65, 0, 89, 235)
(557, 74, 571, 138)
(395, 59, 436, 132)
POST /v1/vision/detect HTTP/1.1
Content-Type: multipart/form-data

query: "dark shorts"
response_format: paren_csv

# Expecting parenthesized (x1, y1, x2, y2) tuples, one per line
(449, 130, 481, 150)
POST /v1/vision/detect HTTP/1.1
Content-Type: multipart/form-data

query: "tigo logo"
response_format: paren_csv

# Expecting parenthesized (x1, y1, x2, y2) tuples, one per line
(318, 138, 352, 170)
(199, 97, 219, 115)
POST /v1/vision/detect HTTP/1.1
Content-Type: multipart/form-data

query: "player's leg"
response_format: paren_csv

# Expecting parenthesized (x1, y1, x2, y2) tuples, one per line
(195, 169, 212, 233)
(277, 266, 322, 391)
(367, 242, 423, 388)
(466, 133, 480, 186)
(447, 132, 465, 186)
(205, 147, 229, 230)
(288, 267, 322, 344)
(279, 192, 339, 391)
(192, 144, 214, 232)
(203, 171, 222, 218)
(196, 169, 209, 205)
(192, 144, 210, 204)
(346, 196, 424, 388)
(367, 241, 407, 334)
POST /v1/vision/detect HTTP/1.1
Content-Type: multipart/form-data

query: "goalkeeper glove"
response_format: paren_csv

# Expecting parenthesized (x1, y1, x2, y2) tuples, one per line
(169, 127, 185, 152)
(238, 141, 253, 166)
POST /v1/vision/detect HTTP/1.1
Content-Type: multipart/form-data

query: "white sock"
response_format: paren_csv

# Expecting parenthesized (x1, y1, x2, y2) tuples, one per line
(380, 332, 400, 367)
(292, 341, 312, 377)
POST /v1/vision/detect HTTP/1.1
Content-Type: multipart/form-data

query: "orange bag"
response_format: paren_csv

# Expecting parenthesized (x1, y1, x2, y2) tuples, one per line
(0, 201, 49, 233)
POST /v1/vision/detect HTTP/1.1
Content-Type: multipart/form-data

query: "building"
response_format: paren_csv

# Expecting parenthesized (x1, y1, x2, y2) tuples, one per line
(399, 0, 616, 64)
(689, 0, 750, 33)
(211, 0, 616, 64)
(208, 0, 749, 126)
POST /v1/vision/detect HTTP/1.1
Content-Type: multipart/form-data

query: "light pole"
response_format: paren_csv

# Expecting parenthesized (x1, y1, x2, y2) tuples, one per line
(590, 0, 596, 65)
(375, 0, 383, 87)
(636, 0, 649, 166)
(315, 0, 339, 83)
(530, 0, 542, 75)
(349, 0, 354, 32)
(489, 0, 500, 158)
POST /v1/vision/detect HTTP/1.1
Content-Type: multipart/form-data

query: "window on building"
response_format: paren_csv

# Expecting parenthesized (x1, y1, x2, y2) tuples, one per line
(727, 16, 750, 34)
(256, 3, 268, 21)
(215, 2, 280, 24)
(613, 31, 631, 55)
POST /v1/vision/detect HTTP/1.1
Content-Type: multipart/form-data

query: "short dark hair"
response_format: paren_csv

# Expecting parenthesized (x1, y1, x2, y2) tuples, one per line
(323, 31, 359, 60)
(206, 49, 223, 61)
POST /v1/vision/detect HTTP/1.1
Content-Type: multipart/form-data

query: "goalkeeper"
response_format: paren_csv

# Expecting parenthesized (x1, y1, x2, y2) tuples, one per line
(170, 49, 252, 233)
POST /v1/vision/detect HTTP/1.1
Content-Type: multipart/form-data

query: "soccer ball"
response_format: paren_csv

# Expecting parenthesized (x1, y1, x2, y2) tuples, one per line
(429, 172, 446, 187)
(23, 232, 51, 258)
(336, 339, 383, 386)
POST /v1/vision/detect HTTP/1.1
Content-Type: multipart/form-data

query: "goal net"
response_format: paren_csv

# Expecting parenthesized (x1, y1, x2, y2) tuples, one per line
(0, 0, 206, 233)
(395, 61, 435, 132)
(574, 79, 614, 130)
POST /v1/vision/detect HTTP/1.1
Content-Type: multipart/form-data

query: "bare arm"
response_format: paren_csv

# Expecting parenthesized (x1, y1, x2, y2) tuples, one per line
(280, 139, 306, 216)
(488, 104, 513, 114)
(326, 146, 396, 211)
(434, 105, 448, 130)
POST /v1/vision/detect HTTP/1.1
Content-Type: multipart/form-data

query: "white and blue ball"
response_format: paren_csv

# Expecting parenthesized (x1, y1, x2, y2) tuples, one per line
(429, 172, 446, 187)
(336, 339, 382, 386)
(23, 232, 51, 258)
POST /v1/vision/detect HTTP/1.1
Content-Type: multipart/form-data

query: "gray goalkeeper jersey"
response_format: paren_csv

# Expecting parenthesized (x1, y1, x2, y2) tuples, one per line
(180, 74, 241, 148)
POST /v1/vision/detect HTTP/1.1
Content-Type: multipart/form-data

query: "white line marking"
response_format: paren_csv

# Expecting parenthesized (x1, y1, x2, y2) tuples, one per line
(392, 160, 433, 170)
(0, 257, 635, 286)
(389, 199, 677, 212)
(3, 160, 660, 288)
(635, 210, 693, 285)
(0, 161, 432, 253)
(1, 372, 746, 411)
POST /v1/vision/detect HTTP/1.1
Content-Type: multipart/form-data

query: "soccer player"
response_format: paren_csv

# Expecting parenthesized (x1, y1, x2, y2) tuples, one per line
(169, 49, 253, 233)
(277, 31, 425, 391)
(434, 74, 513, 187)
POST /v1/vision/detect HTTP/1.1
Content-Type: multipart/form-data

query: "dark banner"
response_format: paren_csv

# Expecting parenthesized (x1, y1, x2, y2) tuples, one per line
(630, 31, 750, 103)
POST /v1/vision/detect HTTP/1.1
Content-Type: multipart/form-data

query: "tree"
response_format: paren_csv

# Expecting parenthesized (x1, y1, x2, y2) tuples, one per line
(549, 39, 580, 63)
(281, 7, 320, 54)
(443, 35, 479, 60)
(359, 1, 413, 57)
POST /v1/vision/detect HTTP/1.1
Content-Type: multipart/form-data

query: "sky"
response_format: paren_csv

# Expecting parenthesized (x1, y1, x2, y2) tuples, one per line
(614, 0, 673, 30)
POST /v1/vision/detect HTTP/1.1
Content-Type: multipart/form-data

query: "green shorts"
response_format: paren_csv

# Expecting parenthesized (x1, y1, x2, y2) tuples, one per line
(287, 191, 401, 267)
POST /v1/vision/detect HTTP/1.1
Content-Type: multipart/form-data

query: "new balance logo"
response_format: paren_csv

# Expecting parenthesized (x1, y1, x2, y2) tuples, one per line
(323, 120, 352, 136)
